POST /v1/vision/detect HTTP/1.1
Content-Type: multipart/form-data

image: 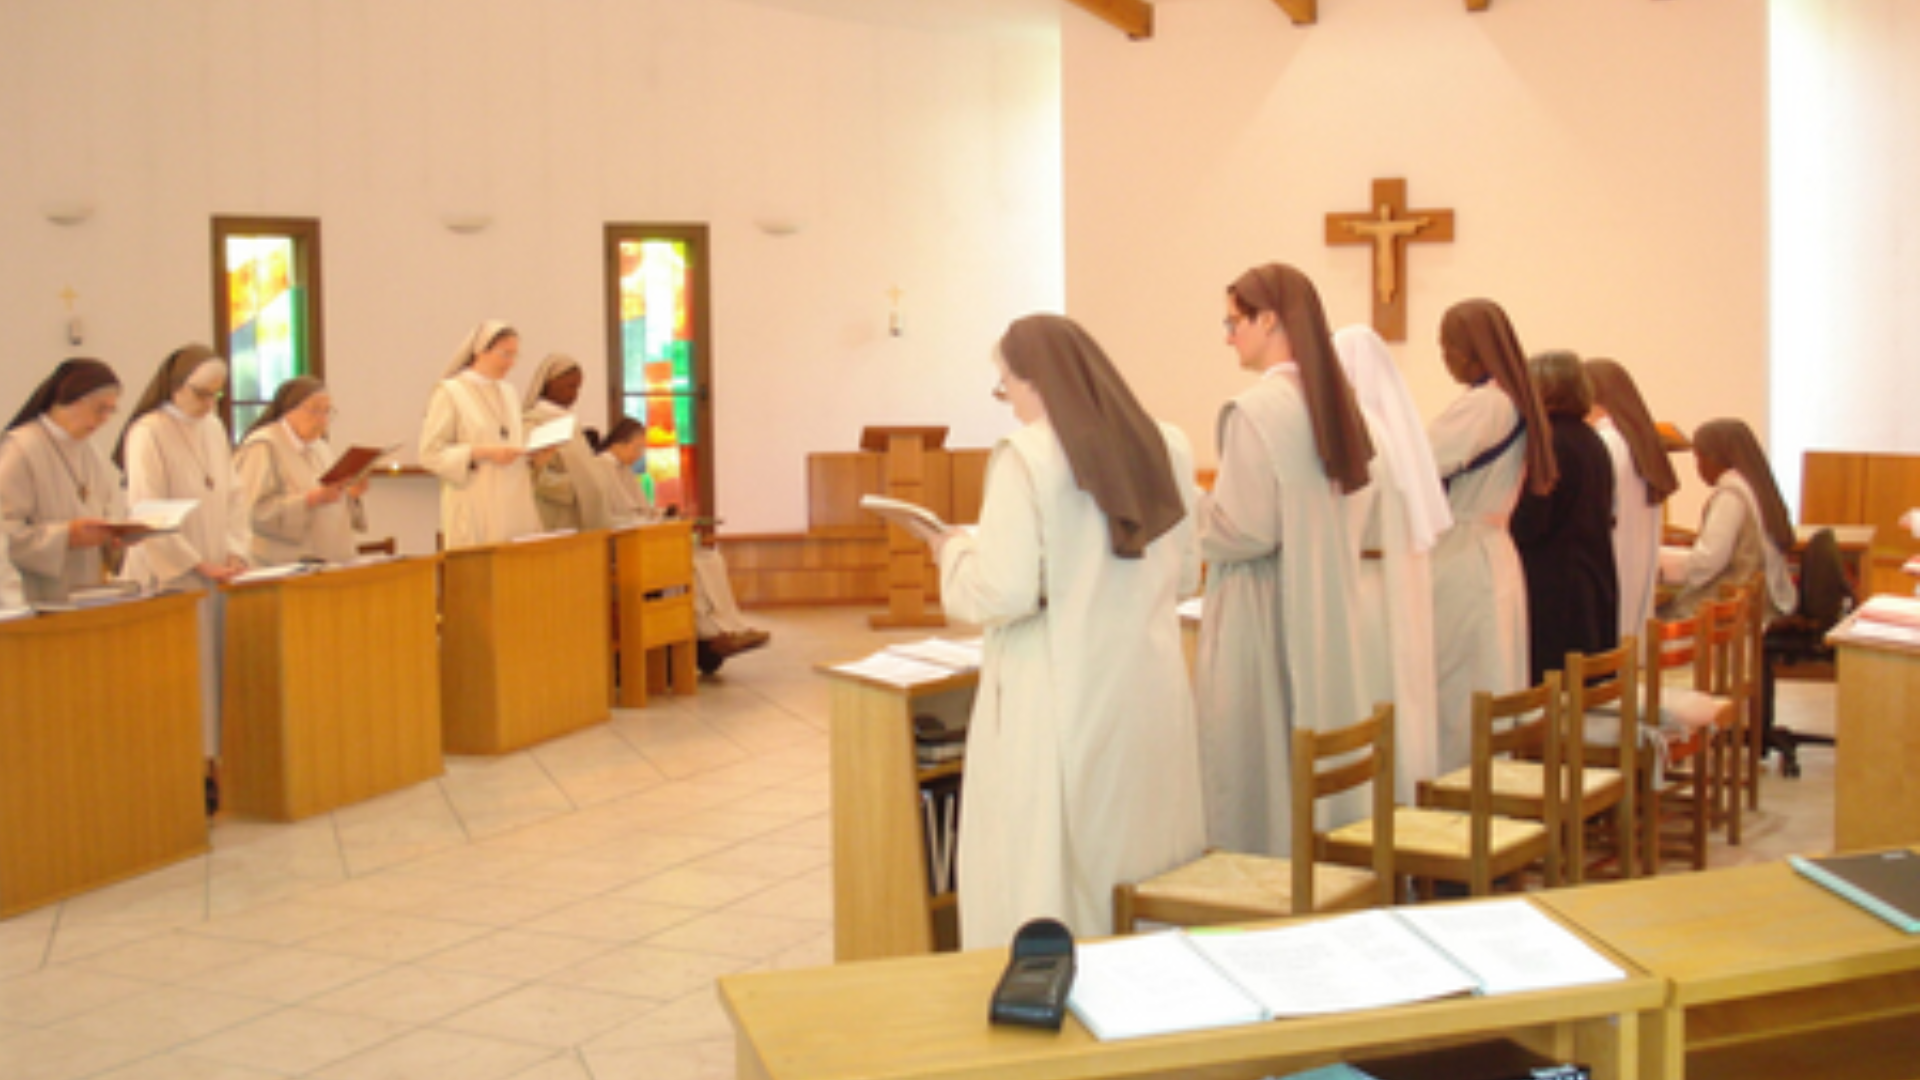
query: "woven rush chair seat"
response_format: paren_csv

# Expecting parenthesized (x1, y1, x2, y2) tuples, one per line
(1325, 807, 1548, 882)
(1424, 759, 1617, 813)
(1126, 852, 1380, 924)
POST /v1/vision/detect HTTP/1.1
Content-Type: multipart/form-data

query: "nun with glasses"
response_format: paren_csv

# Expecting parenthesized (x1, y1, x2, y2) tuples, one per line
(1, 359, 130, 604)
(419, 320, 547, 549)
(906, 314, 1205, 947)
(234, 376, 368, 565)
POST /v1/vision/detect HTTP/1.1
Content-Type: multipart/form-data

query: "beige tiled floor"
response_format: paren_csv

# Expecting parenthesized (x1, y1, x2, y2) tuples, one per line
(0, 608, 1843, 1079)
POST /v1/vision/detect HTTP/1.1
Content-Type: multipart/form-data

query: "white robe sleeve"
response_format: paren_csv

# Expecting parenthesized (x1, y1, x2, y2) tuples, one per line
(1197, 405, 1279, 565)
(937, 446, 1043, 627)
(1426, 384, 1515, 478)
(419, 383, 475, 489)
(1164, 424, 1203, 598)
(124, 420, 204, 583)
(1683, 486, 1743, 590)
(0, 434, 69, 578)
(236, 439, 312, 547)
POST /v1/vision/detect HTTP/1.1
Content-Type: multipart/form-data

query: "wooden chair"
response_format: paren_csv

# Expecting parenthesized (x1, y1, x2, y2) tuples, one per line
(1112, 703, 1396, 933)
(613, 521, 699, 707)
(1326, 687, 1558, 897)
(1696, 591, 1754, 846)
(1719, 576, 1768, 813)
(1561, 641, 1640, 883)
(1415, 671, 1580, 886)
(1641, 610, 1732, 872)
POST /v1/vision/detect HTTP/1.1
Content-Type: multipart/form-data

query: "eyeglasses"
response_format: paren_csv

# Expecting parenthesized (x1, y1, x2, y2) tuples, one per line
(187, 385, 225, 402)
(1222, 314, 1247, 335)
(991, 380, 1008, 402)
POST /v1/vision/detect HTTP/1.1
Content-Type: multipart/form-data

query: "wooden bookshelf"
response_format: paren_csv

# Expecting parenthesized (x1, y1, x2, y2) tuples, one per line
(820, 662, 977, 962)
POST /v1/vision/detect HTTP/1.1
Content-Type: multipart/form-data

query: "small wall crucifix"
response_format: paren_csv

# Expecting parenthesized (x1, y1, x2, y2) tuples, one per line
(1325, 178, 1455, 342)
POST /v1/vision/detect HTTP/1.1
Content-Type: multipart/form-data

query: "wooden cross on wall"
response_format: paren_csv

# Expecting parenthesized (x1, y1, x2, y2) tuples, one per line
(1325, 178, 1455, 342)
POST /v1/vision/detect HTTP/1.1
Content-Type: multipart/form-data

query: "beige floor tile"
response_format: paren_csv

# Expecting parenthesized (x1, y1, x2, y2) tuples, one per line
(298, 913, 492, 964)
(540, 944, 755, 1001)
(178, 947, 392, 1005)
(678, 841, 829, 881)
(417, 928, 616, 981)
(0, 1026, 149, 1080)
(69, 932, 271, 985)
(40, 923, 174, 967)
(435, 983, 649, 1049)
(581, 988, 736, 1050)
(579, 1035, 733, 1080)
(297, 872, 472, 914)
(87, 1051, 289, 1079)
(396, 882, 587, 928)
(724, 871, 833, 922)
(502, 1052, 596, 1080)
(309, 1027, 555, 1080)
(183, 897, 373, 946)
(305, 964, 519, 1026)
(0, 966, 157, 1026)
(642, 911, 829, 960)
(180, 1006, 414, 1075)
(610, 867, 787, 909)
(47, 983, 278, 1057)
(520, 896, 704, 943)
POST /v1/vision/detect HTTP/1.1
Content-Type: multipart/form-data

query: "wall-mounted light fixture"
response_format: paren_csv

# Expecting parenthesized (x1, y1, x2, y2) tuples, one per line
(441, 212, 492, 234)
(42, 201, 94, 226)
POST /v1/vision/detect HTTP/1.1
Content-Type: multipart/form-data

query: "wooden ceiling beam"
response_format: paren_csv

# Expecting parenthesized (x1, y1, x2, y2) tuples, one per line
(1065, 0, 1154, 40)
(1272, 0, 1318, 26)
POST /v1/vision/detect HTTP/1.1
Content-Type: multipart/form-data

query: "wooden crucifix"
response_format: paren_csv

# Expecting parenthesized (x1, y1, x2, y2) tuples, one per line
(1325, 178, 1455, 342)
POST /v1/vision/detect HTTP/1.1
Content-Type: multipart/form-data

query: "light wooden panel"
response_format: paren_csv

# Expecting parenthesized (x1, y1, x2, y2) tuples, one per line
(1800, 451, 1920, 598)
(223, 558, 443, 820)
(1831, 621, 1920, 851)
(0, 594, 207, 916)
(441, 532, 611, 754)
(612, 523, 698, 708)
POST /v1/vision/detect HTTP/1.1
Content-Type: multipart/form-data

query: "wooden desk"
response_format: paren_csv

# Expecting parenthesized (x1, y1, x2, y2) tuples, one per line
(1829, 612, 1920, 851)
(441, 532, 611, 754)
(0, 594, 208, 916)
(823, 662, 976, 961)
(222, 559, 443, 820)
(721, 897, 1662, 1080)
(1537, 856, 1920, 1080)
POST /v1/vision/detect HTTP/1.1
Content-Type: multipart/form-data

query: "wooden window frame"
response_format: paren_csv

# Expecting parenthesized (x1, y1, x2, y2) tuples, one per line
(210, 216, 326, 437)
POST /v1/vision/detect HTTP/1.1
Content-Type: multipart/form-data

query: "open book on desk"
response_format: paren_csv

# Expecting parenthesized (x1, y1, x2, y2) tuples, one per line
(885, 636, 983, 672)
(318, 444, 399, 486)
(1069, 899, 1625, 1042)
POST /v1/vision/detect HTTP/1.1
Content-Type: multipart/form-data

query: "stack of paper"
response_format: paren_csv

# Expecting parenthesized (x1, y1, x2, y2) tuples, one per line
(885, 637, 983, 672)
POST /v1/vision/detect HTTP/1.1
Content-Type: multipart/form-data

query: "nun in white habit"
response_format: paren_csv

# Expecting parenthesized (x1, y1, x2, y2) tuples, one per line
(915, 314, 1205, 947)
(234, 376, 368, 565)
(1584, 359, 1679, 640)
(523, 353, 612, 532)
(1195, 264, 1376, 856)
(1333, 324, 1450, 805)
(1426, 299, 1557, 773)
(419, 321, 545, 548)
(0, 359, 129, 604)
(114, 344, 250, 763)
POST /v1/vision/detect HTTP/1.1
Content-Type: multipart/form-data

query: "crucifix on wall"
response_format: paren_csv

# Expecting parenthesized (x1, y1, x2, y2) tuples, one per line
(1325, 178, 1455, 342)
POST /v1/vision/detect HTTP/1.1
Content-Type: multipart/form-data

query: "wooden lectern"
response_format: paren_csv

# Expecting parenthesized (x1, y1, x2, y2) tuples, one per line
(861, 425, 949, 629)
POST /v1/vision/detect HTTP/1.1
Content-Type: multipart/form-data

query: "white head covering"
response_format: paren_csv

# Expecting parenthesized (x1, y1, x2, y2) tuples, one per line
(1332, 324, 1453, 553)
(521, 353, 582, 411)
(445, 320, 515, 379)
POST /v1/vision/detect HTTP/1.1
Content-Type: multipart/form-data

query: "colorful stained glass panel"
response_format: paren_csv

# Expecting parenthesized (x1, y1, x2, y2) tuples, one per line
(618, 237, 701, 512)
(225, 235, 306, 424)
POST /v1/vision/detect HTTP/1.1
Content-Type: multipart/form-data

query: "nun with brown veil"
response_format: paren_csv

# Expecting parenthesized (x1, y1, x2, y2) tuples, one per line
(1427, 298, 1556, 773)
(1585, 358, 1680, 638)
(921, 313, 1205, 947)
(0, 359, 127, 604)
(1661, 418, 1798, 620)
(234, 377, 368, 565)
(1196, 263, 1376, 856)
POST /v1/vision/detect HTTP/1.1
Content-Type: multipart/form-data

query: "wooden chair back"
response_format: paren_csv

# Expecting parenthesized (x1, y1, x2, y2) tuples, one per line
(1643, 610, 1726, 871)
(1468, 674, 1565, 889)
(1564, 639, 1640, 881)
(1696, 590, 1752, 843)
(1292, 702, 1398, 910)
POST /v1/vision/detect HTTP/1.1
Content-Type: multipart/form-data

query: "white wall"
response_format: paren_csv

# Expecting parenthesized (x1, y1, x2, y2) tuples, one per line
(1061, 0, 1768, 527)
(0, 0, 1065, 536)
(1770, 0, 1920, 514)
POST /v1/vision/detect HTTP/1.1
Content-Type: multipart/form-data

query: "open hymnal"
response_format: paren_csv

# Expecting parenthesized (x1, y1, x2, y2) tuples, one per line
(830, 650, 966, 688)
(228, 562, 317, 587)
(525, 415, 578, 453)
(106, 499, 197, 537)
(1068, 900, 1624, 1042)
(318, 444, 399, 486)
(860, 494, 949, 534)
(886, 636, 984, 672)
(1791, 849, 1920, 934)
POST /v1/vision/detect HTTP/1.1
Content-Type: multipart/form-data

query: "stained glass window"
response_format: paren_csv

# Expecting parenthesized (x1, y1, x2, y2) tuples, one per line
(213, 218, 323, 440)
(608, 225, 711, 516)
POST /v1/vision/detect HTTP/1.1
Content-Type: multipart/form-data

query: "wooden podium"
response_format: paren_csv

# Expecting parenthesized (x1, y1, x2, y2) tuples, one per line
(862, 425, 949, 629)
(0, 594, 208, 916)
(441, 532, 611, 754)
(222, 558, 444, 820)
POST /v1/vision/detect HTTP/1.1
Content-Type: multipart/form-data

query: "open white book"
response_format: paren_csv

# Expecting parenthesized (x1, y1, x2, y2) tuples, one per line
(106, 498, 198, 537)
(1069, 900, 1624, 1042)
(860, 494, 948, 534)
(525, 415, 578, 453)
(885, 636, 983, 672)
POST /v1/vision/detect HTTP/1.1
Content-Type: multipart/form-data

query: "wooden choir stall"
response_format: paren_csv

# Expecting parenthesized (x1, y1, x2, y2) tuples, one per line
(441, 531, 610, 754)
(611, 521, 699, 708)
(221, 557, 444, 820)
(0, 594, 208, 916)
